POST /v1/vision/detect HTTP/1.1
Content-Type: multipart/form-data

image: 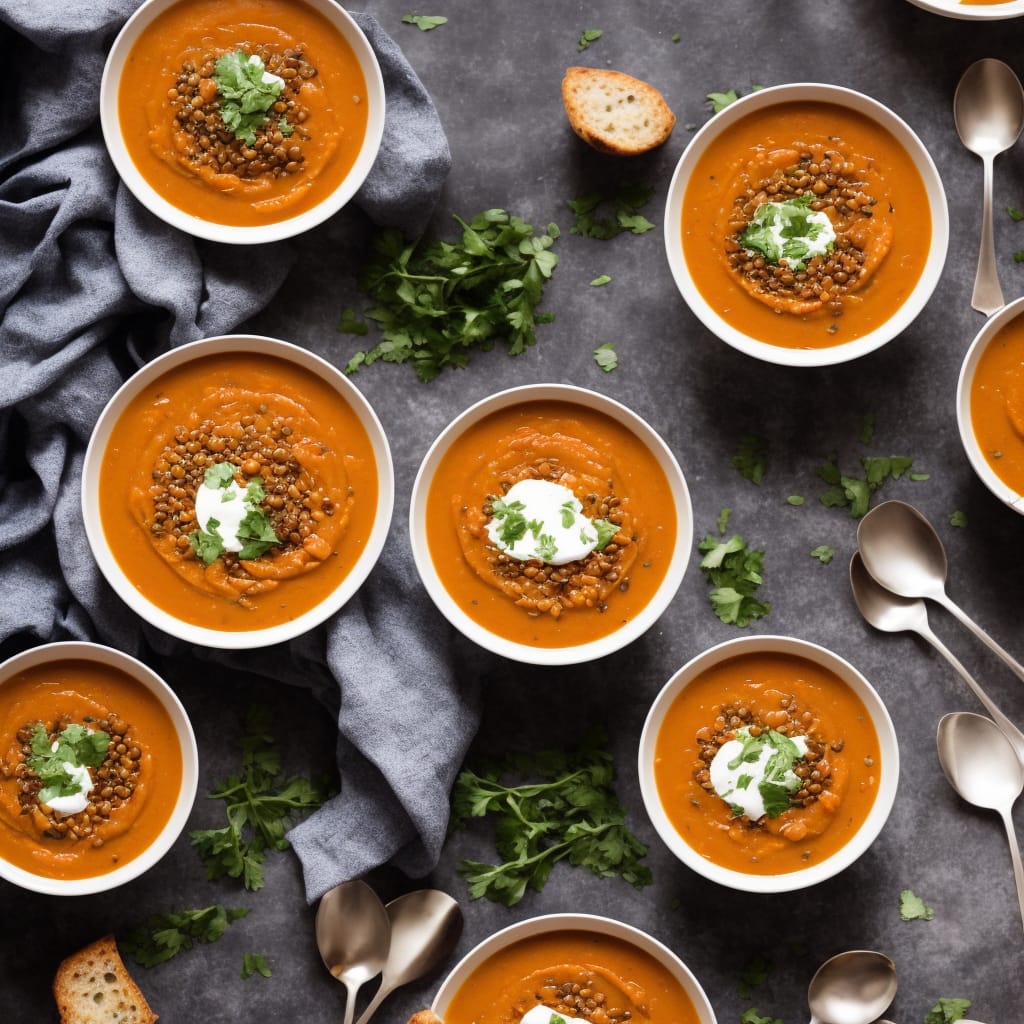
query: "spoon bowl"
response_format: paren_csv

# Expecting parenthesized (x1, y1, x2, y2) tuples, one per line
(354, 890, 464, 1024)
(953, 58, 1024, 315)
(856, 500, 1024, 686)
(315, 880, 392, 1024)
(806, 950, 897, 1024)
(937, 712, 1024, 932)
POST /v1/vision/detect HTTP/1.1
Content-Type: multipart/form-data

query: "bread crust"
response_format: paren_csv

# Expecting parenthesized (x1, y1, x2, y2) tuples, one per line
(562, 67, 676, 155)
(407, 1012, 444, 1024)
(53, 935, 158, 1024)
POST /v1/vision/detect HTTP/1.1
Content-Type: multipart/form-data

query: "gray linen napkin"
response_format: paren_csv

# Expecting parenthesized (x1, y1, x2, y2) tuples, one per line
(0, 0, 478, 901)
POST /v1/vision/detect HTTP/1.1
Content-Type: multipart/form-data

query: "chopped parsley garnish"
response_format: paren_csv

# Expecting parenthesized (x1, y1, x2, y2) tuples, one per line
(489, 498, 528, 544)
(402, 14, 447, 30)
(717, 507, 732, 534)
(568, 185, 656, 239)
(536, 534, 558, 560)
(590, 275, 612, 287)
(899, 888, 935, 921)
(740, 1010, 782, 1024)
(121, 906, 249, 967)
(337, 307, 369, 336)
(189, 518, 226, 566)
(212, 52, 284, 147)
(1009, 205, 1024, 222)
(1015, 250, 1024, 264)
(949, 509, 968, 528)
(810, 545, 835, 564)
(559, 501, 576, 528)
(594, 518, 617, 551)
(818, 454, 918, 518)
(342, 210, 558, 382)
(698, 532, 770, 626)
(27, 723, 110, 805)
(204, 462, 236, 489)
(733, 433, 768, 484)
(707, 89, 739, 113)
(577, 28, 603, 51)
(450, 730, 652, 906)
(241, 952, 272, 979)
(593, 342, 618, 372)
(924, 998, 972, 1024)
(236, 509, 282, 560)
(739, 195, 833, 272)
(786, 495, 804, 506)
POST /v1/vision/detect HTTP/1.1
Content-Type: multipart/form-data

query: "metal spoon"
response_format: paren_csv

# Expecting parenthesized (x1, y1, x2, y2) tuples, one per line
(850, 552, 1024, 764)
(856, 500, 1024, 687)
(315, 880, 392, 1024)
(954, 58, 1024, 315)
(806, 950, 897, 1024)
(353, 890, 463, 1024)
(937, 711, 1024, 933)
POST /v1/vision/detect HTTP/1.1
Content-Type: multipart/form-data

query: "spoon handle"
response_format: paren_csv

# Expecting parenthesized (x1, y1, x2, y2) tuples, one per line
(353, 983, 391, 1024)
(922, 626, 1024, 766)
(972, 153, 1004, 316)
(935, 591, 1024, 688)
(999, 807, 1024, 935)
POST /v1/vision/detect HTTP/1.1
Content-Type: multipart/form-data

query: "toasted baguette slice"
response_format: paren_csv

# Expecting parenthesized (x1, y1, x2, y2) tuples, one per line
(562, 67, 675, 155)
(407, 1012, 443, 1024)
(53, 935, 158, 1024)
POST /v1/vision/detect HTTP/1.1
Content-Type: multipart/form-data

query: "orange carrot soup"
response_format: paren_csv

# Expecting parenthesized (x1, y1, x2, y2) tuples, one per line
(970, 315, 1024, 495)
(444, 930, 702, 1024)
(682, 101, 931, 349)
(653, 652, 882, 875)
(0, 659, 182, 881)
(426, 401, 677, 648)
(99, 352, 378, 631)
(118, 0, 369, 226)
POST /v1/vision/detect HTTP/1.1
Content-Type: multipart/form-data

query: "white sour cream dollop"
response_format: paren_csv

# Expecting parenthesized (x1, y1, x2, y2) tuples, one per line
(521, 1007, 580, 1024)
(194, 477, 260, 553)
(43, 743, 95, 818)
(709, 726, 809, 822)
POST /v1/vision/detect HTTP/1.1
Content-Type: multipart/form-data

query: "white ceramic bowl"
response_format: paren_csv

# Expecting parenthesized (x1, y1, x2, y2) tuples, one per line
(956, 295, 1024, 515)
(432, 913, 717, 1024)
(0, 642, 198, 896)
(409, 384, 693, 666)
(82, 334, 394, 648)
(664, 83, 948, 367)
(638, 635, 899, 893)
(905, 0, 1024, 19)
(99, 0, 385, 244)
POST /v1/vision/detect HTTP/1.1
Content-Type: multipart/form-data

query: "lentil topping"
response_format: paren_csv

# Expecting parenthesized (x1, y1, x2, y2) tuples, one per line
(5, 715, 136, 849)
(692, 694, 839, 829)
(168, 44, 317, 186)
(726, 143, 891, 318)
(477, 457, 633, 621)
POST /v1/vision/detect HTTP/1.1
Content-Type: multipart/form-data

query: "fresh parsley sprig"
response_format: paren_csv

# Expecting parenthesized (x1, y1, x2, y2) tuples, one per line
(190, 707, 333, 891)
(121, 905, 249, 967)
(698, 530, 770, 627)
(342, 210, 559, 382)
(213, 51, 284, 147)
(450, 731, 652, 907)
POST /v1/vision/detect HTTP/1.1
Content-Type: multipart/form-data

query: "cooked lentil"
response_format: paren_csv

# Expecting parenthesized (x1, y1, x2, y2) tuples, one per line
(692, 697, 838, 820)
(727, 147, 877, 316)
(482, 458, 630, 620)
(148, 410, 335, 594)
(8, 716, 136, 847)
(538, 975, 634, 1024)
(168, 44, 317, 181)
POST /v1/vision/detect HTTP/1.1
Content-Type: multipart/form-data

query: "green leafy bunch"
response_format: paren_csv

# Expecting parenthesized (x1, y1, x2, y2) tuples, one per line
(698, 532, 770, 626)
(817, 454, 917, 518)
(342, 210, 559, 382)
(450, 731, 652, 907)
(190, 707, 333, 891)
(28, 723, 110, 805)
(212, 51, 284, 146)
(121, 905, 250, 967)
(568, 185, 656, 239)
(739, 196, 833, 272)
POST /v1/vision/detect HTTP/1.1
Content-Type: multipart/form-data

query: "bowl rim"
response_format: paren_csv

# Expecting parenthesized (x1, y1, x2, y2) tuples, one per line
(431, 912, 717, 1024)
(408, 383, 694, 666)
(956, 295, 1024, 514)
(637, 634, 900, 893)
(0, 641, 199, 896)
(904, 0, 1024, 19)
(663, 81, 950, 367)
(81, 333, 395, 649)
(98, 0, 386, 244)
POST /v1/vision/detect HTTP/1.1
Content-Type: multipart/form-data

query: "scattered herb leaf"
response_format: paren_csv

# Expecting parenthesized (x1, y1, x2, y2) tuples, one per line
(337, 307, 369, 336)
(402, 14, 447, 30)
(1015, 250, 1024, 264)
(578, 28, 603, 51)
(860, 413, 876, 445)
(671, 32, 681, 42)
(593, 342, 618, 372)
(817, 453, 919, 518)
(740, 1010, 783, 1024)
(707, 89, 739, 113)
(733, 434, 768, 485)
(345, 210, 559, 382)
(205, 462, 236, 489)
(738, 955, 771, 1000)
(899, 888, 935, 921)
(787, 495, 804, 506)
(590, 275, 612, 287)
(190, 707, 333, 891)
(450, 730, 652, 907)
(121, 906, 249, 968)
(717, 507, 732, 535)
(242, 952, 273, 979)
(810, 545, 834, 565)
(594, 518, 618, 551)
(949, 509, 968, 528)
(924, 998, 972, 1024)
(698, 532, 770, 627)
(568, 186, 656, 240)
(189, 520, 226, 566)
(1009, 205, 1024, 222)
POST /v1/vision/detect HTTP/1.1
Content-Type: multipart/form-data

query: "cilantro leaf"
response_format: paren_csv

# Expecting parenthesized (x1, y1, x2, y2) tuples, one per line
(121, 906, 250, 967)
(590, 275, 612, 287)
(346, 210, 559, 381)
(924, 998, 972, 1024)
(213, 52, 283, 146)
(28, 723, 111, 804)
(740, 1010, 782, 1024)
(450, 731, 651, 907)
(899, 888, 935, 921)
(698, 532, 770, 627)
(568, 186, 655, 240)
(816, 452, 919, 519)
(578, 28, 603, 51)
(733, 434, 768, 484)
(707, 89, 739, 113)
(593, 519, 617, 551)
(204, 462, 236, 489)
(242, 952, 272, 979)
(189, 520, 225, 565)
(717, 507, 732, 534)
(593, 342, 618, 372)
(190, 707, 333, 891)
(1009, 205, 1024, 222)
(236, 509, 282, 560)
(402, 14, 447, 30)
(949, 509, 968, 528)
(738, 955, 772, 1000)
(337, 307, 369, 336)
(810, 545, 835, 565)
